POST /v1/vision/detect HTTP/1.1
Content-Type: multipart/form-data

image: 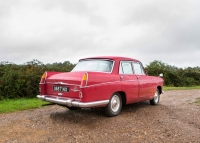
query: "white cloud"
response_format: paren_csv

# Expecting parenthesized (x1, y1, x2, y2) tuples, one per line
(0, 0, 200, 67)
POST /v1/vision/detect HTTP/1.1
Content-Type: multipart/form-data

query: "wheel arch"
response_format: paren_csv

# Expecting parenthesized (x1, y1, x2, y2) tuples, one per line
(157, 86, 162, 94)
(115, 91, 126, 106)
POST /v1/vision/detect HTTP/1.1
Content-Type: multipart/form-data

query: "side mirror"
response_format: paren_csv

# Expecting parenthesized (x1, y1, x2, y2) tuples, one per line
(159, 73, 163, 77)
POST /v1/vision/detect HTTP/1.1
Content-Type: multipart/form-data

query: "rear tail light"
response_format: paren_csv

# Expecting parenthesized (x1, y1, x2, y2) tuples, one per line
(40, 72, 47, 83)
(81, 72, 88, 87)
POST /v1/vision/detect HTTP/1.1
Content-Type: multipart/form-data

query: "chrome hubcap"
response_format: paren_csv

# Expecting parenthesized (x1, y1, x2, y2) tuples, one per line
(154, 91, 159, 103)
(111, 95, 120, 112)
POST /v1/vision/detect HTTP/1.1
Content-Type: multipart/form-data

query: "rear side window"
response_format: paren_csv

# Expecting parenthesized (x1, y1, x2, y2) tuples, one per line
(133, 62, 145, 75)
(119, 61, 134, 74)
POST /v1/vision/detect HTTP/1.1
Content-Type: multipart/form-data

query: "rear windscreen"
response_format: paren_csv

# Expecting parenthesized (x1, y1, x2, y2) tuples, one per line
(72, 60, 114, 72)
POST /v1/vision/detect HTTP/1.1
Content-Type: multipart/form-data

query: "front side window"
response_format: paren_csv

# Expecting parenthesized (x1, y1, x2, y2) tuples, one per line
(119, 61, 134, 74)
(133, 62, 145, 75)
(72, 60, 113, 72)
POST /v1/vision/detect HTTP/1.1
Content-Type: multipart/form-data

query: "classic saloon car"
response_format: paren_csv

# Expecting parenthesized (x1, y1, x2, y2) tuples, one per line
(37, 56, 164, 116)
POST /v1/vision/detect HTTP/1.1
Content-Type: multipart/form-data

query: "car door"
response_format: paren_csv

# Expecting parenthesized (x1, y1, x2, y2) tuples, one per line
(119, 61, 139, 103)
(132, 62, 155, 99)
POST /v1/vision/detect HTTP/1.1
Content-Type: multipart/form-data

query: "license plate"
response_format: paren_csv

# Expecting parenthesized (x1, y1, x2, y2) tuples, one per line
(53, 86, 69, 92)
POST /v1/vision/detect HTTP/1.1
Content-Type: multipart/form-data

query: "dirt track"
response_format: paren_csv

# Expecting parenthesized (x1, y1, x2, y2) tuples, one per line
(0, 90, 200, 143)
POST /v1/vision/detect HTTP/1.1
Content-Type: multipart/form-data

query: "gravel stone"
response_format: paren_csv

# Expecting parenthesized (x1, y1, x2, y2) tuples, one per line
(0, 90, 200, 143)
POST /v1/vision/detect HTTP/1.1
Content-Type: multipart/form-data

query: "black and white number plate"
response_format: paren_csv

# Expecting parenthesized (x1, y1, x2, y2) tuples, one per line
(53, 86, 69, 92)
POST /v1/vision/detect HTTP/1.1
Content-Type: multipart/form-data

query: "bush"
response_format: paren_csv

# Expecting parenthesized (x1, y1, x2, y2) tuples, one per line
(145, 60, 200, 87)
(0, 60, 76, 100)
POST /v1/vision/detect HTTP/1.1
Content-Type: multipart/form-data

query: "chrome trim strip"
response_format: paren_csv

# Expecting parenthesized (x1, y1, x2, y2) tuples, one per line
(37, 95, 109, 108)
(110, 60, 115, 73)
(72, 100, 109, 108)
(80, 80, 121, 88)
(54, 82, 69, 85)
(43, 79, 149, 89)
(45, 82, 81, 86)
(81, 80, 138, 88)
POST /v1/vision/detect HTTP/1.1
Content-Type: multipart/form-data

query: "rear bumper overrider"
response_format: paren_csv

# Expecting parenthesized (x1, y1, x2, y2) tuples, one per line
(37, 95, 109, 108)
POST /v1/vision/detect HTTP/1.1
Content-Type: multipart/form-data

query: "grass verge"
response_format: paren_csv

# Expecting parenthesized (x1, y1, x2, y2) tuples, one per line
(0, 98, 50, 114)
(164, 86, 200, 91)
(194, 98, 200, 105)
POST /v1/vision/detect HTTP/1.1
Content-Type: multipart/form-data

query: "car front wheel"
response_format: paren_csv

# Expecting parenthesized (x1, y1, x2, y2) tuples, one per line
(105, 93, 122, 117)
(150, 89, 160, 105)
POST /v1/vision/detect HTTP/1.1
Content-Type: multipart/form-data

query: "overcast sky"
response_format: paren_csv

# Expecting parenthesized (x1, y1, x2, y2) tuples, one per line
(0, 0, 200, 67)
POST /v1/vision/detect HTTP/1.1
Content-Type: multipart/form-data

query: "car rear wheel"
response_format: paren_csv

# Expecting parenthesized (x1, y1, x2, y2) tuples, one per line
(105, 93, 122, 117)
(150, 89, 160, 105)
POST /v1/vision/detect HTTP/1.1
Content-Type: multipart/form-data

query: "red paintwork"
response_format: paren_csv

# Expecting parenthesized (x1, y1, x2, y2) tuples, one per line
(39, 56, 164, 106)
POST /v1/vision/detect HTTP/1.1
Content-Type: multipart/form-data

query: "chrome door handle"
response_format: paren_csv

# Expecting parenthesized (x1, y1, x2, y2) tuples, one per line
(120, 76, 124, 79)
(137, 76, 140, 79)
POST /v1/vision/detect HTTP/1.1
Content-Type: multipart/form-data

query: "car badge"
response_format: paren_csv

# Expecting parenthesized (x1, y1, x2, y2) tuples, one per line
(58, 93, 63, 96)
(71, 86, 80, 92)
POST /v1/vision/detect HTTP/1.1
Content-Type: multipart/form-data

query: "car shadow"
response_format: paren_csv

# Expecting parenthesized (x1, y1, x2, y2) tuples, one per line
(121, 101, 151, 112)
(49, 107, 106, 127)
(49, 101, 155, 126)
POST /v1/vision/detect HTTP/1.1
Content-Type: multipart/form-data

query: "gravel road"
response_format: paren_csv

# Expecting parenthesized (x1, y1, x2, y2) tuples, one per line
(0, 90, 200, 143)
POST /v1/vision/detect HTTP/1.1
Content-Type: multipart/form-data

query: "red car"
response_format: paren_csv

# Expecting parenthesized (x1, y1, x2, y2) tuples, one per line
(37, 56, 164, 116)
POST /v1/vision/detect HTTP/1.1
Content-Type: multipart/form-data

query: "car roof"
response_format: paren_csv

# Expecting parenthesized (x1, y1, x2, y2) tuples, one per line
(80, 56, 140, 62)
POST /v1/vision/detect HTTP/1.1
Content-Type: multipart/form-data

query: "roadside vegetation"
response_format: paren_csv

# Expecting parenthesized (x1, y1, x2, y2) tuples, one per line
(145, 60, 200, 87)
(164, 86, 200, 91)
(0, 98, 50, 114)
(0, 59, 75, 100)
(0, 59, 200, 113)
(194, 97, 200, 105)
(0, 59, 200, 100)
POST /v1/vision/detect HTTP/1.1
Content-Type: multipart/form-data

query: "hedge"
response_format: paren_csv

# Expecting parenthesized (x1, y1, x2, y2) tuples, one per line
(0, 60, 75, 100)
(0, 59, 200, 99)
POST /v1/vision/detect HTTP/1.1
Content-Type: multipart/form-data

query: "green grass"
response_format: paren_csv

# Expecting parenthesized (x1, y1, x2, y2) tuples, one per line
(163, 86, 200, 91)
(0, 98, 50, 114)
(194, 98, 200, 105)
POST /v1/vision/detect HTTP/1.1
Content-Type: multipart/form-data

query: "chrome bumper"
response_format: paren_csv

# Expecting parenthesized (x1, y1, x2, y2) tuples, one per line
(37, 95, 109, 108)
